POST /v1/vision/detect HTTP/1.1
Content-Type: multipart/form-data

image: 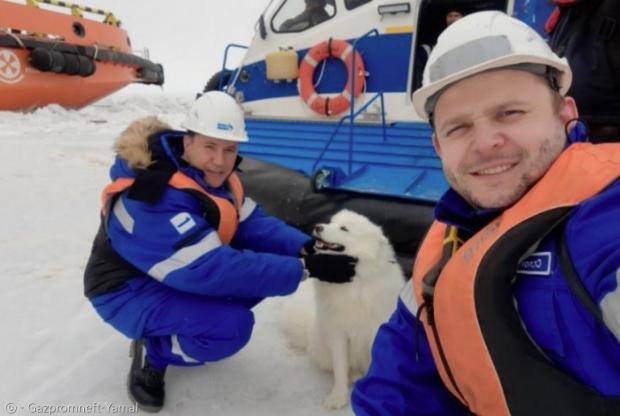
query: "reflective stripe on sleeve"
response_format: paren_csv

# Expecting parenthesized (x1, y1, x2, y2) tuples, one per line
(239, 197, 257, 223)
(399, 280, 418, 315)
(112, 197, 134, 234)
(601, 268, 620, 342)
(148, 231, 222, 281)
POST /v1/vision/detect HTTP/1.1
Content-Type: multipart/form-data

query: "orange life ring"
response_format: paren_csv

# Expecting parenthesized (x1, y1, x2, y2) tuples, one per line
(298, 38, 365, 116)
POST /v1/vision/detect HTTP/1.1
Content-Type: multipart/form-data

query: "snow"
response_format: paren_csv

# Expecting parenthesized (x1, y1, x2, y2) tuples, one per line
(0, 94, 352, 415)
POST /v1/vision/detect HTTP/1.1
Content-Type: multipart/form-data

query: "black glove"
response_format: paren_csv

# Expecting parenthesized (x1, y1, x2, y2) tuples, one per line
(303, 253, 357, 284)
(301, 238, 318, 256)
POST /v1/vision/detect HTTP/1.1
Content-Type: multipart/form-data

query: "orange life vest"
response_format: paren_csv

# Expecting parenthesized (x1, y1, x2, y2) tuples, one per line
(411, 143, 620, 415)
(101, 171, 244, 244)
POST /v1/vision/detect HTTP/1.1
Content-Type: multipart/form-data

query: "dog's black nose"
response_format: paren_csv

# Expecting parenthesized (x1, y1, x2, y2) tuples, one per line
(315, 224, 324, 233)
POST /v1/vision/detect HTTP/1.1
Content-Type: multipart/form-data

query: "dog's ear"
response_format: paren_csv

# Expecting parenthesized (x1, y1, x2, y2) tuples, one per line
(367, 228, 394, 261)
(377, 228, 389, 243)
(353, 232, 382, 260)
(372, 224, 390, 247)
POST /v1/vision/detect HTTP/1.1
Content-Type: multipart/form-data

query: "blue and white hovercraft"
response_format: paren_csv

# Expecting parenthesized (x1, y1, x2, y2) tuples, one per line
(201, 0, 555, 268)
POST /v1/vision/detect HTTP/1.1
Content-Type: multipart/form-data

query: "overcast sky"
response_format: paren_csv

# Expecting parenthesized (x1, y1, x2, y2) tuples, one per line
(74, 0, 269, 94)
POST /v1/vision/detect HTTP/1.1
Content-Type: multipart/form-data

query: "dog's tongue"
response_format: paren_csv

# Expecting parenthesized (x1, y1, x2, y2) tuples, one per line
(315, 239, 345, 252)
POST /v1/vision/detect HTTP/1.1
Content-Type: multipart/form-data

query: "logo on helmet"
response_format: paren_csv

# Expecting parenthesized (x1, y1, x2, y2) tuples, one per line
(217, 123, 234, 132)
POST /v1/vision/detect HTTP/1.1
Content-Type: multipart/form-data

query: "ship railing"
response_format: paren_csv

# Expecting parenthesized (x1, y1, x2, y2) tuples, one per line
(25, 0, 120, 26)
(219, 43, 249, 93)
(311, 28, 385, 177)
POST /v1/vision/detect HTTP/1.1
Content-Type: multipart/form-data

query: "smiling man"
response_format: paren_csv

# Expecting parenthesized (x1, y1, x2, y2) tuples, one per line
(352, 11, 620, 416)
(431, 68, 573, 209)
(83, 91, 357, 412)
(182, 132, 238, 187)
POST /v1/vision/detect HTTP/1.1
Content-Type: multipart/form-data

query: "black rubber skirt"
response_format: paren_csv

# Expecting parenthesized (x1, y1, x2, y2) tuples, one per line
(238, 157, 436, 275)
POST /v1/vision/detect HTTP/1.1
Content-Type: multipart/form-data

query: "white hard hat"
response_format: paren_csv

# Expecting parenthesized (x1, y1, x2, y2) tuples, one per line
(181, 91, 249, 142)
(412, 11, 572, 121)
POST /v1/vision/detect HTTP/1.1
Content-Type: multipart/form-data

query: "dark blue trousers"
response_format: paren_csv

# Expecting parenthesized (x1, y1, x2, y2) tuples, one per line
(91, 277, 261, 370)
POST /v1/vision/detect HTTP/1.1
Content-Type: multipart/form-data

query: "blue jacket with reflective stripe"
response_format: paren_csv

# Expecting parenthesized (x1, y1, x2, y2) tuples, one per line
(91, 131, 309, 337)
(352, 148, 620, 415)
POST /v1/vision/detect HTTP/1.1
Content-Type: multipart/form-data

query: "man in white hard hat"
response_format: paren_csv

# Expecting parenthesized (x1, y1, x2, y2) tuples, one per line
(352, 11, 620, 416)
(83, 91, 357, 412)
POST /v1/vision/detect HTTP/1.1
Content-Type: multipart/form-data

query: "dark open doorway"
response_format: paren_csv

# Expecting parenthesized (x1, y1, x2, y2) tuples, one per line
(411, 0, 510, 94)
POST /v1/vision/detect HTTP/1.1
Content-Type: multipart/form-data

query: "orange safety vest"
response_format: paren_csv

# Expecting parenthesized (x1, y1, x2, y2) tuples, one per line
(100, 171, 244, 245)
(411, 143, 620, 415)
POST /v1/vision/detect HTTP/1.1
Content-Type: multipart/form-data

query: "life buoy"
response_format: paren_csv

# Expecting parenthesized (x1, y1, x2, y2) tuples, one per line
(298, 38, 365, 116)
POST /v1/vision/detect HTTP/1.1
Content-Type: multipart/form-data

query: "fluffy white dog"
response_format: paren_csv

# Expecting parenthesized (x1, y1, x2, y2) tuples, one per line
(282, 209, 404, 409)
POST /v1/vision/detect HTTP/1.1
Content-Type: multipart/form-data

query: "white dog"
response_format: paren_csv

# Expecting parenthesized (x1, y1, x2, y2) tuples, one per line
(282, 209, 404, 409)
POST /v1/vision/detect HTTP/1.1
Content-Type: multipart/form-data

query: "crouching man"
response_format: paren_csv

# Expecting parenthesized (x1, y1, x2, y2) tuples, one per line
(84, 91, 356, 412)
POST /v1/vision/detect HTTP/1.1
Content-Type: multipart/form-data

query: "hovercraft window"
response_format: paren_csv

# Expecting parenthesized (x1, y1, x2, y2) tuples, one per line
(345, 0, 372, 10)
(272, 0, 336, 33)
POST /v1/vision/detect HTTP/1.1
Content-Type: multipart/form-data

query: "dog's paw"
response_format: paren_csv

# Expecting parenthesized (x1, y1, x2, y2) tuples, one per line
(322, 388, 349, 409)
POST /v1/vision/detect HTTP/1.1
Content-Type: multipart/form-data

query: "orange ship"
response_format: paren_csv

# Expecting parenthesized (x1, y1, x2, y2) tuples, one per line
(0, 0, 164, 110)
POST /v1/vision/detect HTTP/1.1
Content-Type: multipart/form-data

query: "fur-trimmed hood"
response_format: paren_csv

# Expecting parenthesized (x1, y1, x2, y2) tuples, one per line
(109, 116, 243, 194)
(113, 116, 173, 170)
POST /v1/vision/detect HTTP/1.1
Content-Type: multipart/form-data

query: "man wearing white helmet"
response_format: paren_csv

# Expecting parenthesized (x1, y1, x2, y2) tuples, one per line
(352, 11, 620, 415)
(83, 91, 357, 412)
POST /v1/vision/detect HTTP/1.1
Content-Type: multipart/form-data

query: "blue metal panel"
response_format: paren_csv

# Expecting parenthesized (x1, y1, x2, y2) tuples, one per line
(512, 0, 555, 37)
(241, 118, 448, 202)
(237, 33, 412, 102)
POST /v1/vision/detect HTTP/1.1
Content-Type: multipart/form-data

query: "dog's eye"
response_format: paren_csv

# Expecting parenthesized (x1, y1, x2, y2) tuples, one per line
(340, 226, 349, 232)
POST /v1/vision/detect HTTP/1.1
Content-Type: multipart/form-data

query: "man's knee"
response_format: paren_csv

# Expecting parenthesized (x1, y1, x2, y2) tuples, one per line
(190, 308, 255, 362)
(222, 308, 255, 356)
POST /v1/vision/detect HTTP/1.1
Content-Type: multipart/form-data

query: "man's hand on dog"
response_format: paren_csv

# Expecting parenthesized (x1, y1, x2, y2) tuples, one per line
(302, 252, 357, 284)
(301, 238, 318, 256)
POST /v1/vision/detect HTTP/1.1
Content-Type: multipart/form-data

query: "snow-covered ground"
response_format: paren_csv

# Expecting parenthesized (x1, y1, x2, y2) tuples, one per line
(0, 93, 352, 416)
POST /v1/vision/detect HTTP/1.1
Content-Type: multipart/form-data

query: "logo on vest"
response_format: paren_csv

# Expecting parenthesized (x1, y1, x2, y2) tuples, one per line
(462, 219, 501, 263)
(170, 212, 196, 234)
(517, 252, 552, 276)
